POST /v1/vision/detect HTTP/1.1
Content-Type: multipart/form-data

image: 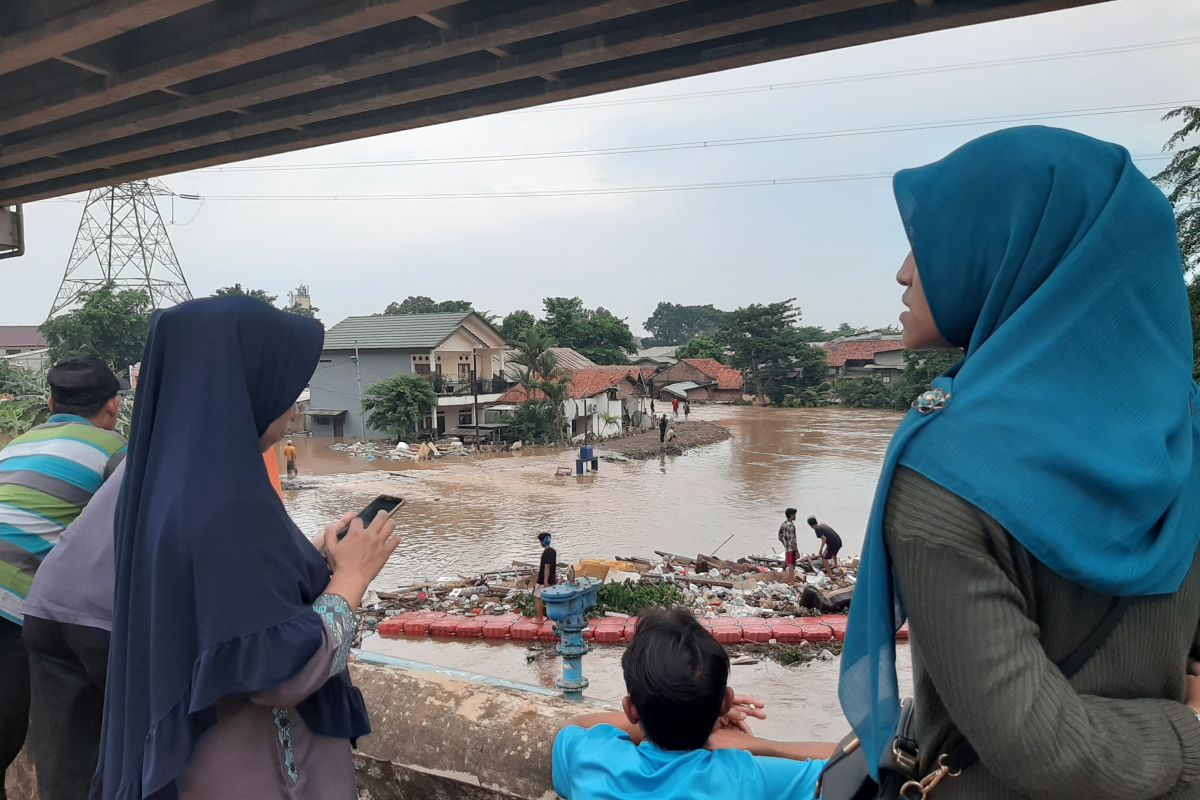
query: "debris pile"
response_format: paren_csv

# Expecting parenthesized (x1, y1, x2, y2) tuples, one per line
(328, 437, 477, 462)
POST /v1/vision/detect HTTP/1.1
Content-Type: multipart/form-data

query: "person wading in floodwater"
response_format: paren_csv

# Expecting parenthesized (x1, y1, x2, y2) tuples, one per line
(659, 414, 669, 444)
(837, 127, 1200, 799)
(534, 533, 557, 624)
(283, 439, 298, 478)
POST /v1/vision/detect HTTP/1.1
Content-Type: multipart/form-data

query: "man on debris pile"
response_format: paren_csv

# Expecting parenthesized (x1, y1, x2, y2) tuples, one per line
(533, 532, 557, 623)
(778, 508, 800, 581)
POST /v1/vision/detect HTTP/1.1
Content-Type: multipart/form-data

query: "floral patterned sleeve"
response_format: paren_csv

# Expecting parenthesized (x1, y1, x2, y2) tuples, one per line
(311, 593, 356, 677)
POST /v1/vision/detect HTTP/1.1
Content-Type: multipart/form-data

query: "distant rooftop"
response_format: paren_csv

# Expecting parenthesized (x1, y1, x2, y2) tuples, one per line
(0, 326, 46, 350)
(323, 312, 494, 350)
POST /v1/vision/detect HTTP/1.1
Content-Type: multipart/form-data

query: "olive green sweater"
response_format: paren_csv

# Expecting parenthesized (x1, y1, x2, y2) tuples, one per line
(884, 467, 1200, 799)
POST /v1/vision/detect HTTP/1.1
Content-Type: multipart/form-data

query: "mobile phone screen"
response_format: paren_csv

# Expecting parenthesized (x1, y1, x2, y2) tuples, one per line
(337, 495, 403, 540)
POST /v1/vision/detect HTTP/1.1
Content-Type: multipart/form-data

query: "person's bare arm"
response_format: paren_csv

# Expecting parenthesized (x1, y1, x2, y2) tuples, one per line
(707, 728, 835, 761)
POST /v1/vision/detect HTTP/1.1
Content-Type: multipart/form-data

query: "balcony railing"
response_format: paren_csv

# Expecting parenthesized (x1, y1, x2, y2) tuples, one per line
(427, 375, 512, 396)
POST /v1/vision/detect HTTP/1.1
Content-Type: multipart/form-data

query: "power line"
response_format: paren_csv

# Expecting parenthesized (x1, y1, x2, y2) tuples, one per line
(184, 154, 1174, 202)
(517, 36, 1200, 113)
(203, 101, 1192, 173)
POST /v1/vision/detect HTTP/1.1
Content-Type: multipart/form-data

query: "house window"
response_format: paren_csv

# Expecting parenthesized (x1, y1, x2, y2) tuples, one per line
(314, 416, 330, 425)
(458, 410, 473, 426)
(414, 362, 431, 376)
(458, 363, 471, 382)
(881, 375, 891, 384)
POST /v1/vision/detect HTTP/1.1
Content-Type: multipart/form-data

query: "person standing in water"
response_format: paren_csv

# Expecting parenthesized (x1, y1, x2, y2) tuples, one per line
(283, 439, 298, 478)
(534, 533, 557, 624)
(684, 400, 691, 419)
(659, 414, 669, 444)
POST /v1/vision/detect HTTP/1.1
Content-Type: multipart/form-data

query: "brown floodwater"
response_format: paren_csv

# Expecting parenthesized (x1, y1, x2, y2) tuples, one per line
(283, 406, 911, 740)
(282, 405, 903, 586)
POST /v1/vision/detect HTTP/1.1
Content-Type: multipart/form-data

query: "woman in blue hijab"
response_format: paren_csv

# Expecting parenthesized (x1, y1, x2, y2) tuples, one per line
(839, 127, 1200, 798)
(95, 297, 400, 799)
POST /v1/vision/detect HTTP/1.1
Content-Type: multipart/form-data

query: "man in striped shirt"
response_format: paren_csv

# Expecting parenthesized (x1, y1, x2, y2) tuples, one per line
(0, 357, 125, 794)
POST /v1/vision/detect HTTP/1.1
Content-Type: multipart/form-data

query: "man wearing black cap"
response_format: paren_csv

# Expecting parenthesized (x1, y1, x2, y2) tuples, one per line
(0, 357, 125, 795)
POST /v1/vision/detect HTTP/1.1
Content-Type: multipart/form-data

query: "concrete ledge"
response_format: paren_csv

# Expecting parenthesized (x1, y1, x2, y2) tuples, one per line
(6, 655, 603, 800)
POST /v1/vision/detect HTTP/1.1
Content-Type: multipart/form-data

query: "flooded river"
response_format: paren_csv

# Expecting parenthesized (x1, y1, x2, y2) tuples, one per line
(284, 406, 911, 741)
(283, 405, 902, 586)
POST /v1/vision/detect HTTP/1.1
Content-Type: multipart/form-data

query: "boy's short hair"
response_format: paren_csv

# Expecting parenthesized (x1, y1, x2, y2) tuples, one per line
(785, 507, 797, 519)
(622, 608, 728, 751)
(806, 516, 818, 526)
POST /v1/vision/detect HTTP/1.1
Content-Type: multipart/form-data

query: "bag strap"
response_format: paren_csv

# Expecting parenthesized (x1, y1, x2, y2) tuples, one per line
(939, 595, 1133, 774)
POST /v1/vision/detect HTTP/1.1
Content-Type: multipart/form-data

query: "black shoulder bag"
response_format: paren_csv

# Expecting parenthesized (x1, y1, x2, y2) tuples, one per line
(816, 597, 1131, 800)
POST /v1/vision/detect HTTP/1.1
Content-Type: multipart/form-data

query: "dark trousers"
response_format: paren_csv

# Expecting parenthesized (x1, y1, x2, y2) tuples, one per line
(0, 619, 28, 800)
(23, 616, 109, 800)
(659, 428, 666, 443)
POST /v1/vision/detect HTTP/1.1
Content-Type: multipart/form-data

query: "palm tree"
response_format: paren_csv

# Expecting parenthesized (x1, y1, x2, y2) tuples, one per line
(511, 328, 570, 443)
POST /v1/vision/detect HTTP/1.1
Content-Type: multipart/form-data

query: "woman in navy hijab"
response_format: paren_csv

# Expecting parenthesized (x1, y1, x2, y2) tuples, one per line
(839, 127, 1200, 798)
(95, 297, 400, 799)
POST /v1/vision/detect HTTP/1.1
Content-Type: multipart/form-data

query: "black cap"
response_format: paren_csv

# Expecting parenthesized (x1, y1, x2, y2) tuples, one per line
(47, 358, 120, 406)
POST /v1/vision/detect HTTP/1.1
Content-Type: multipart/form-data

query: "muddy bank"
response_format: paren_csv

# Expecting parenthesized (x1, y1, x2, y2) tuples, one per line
(599, 419, 732, 458)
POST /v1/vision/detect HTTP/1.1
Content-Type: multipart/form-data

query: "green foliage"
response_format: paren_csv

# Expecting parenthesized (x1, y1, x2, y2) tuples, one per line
(362, 373, 437, 439)
(719, 299, 820, 403)
(834, 322, 865, 337)
(213, 284, 277, 305)
(589, 582, 686, 618)
(384, 296, 475, 315)
(513, 592, 536, 617)
(537, 297, 635, 365)
(507, 400, 559, 444)
(796, 325, 832, 342)
(833, 378, 904, 409)
(40, 283, 153, 375)
(508, 329, 568, 443)
(283, 302, 319, 320)
(830, 350, 961, 410)
(675, 336, 725, 363)
(643, 303, 729, 347)
(1154, 106, 1199, 272)
(500, 309, 537, 343)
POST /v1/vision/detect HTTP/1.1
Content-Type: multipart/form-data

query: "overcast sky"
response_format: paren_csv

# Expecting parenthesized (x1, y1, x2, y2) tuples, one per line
(4, 0, 1198, 337)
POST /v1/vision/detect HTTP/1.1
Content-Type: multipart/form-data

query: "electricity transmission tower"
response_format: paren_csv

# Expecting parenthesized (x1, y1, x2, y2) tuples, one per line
(48, 179, 193, 317)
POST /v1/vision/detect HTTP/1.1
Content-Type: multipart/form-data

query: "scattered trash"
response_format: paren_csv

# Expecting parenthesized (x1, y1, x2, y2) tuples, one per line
(730, 654, 760, 666)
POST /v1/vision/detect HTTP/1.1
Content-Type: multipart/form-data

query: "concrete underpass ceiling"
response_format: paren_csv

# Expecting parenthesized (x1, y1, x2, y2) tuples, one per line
(0, 0, 1107, 206)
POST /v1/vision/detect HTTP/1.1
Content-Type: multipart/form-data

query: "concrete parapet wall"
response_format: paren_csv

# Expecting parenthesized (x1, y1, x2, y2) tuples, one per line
(6, 656, 600, 800)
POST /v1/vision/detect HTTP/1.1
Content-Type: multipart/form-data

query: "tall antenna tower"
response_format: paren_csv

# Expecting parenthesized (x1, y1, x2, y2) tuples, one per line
(48, 179, 193, 316)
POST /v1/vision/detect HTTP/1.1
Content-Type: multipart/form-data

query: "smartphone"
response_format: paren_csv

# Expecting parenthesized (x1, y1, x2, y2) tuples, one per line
(337, 494, 403, 540)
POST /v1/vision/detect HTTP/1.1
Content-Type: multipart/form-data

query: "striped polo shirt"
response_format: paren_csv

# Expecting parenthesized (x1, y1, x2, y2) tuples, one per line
(0, 413, 126, 624)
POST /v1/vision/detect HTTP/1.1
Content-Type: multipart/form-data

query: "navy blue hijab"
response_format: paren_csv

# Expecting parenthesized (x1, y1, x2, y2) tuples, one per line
(96, 297, 368, 800)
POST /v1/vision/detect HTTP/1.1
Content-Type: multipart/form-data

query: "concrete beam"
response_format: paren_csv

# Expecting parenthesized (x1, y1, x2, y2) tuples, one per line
(0, 0, 877, 186)
(0, 0, 681, 169)
(0, 0, 209, 77)
(0, 0, 1109, 206)
(0, 0, 459, 137)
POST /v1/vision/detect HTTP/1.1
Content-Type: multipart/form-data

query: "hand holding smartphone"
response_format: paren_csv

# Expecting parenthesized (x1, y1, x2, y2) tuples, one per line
(337, 494, 404, 540)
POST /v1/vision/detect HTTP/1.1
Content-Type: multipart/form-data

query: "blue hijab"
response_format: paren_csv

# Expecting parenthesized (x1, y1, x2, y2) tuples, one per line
(840, 126, 1200, 776)
(96, 297, 369, 800)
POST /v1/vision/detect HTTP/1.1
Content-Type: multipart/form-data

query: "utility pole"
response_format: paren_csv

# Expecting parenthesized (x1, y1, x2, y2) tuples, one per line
(353, 340, 367, 442)
(472, 350, 480, 446)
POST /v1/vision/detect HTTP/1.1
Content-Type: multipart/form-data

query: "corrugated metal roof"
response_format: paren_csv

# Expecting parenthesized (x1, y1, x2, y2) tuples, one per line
(663, 381, 701, 398)
(323, 312, 474, 350)
(0, 326, 46, 349)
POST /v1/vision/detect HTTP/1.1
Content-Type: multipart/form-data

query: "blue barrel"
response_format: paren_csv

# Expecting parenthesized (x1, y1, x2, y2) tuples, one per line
(580, 445, 594, 462)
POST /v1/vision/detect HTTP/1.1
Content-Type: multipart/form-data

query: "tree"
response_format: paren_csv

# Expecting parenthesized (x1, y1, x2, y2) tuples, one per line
(383, 296, 474, 315)
(796, 325, 832, 342)
(500, 309, 537, 343)
(674, 336, 725, 363)
(832, 322, 864, 338)
(508, 328, 567, 443)
(643, 303, 729, 346)
(538, 297, 636, 364)
(896, 349, 960, 405)
(718, 300, 805, 403)
(362, 373, 437, 440)
(213, 284, 277, 306)
(1154, 106, 1199, 272)
(40, 283, 153, 374)
(283, 301, 320, 320)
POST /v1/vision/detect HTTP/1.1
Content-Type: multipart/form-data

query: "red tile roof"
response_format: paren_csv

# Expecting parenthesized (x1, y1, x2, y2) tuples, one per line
(496, 366, 644, 403)
(681, 359, 743, 390)
(822, 340, 907, 367)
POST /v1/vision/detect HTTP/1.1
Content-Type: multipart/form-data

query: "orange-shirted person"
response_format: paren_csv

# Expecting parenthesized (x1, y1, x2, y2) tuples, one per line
(282, 439, 298, 478)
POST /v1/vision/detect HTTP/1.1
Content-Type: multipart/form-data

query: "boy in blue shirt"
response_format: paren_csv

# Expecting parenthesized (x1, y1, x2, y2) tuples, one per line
(552, 609, 831, 800)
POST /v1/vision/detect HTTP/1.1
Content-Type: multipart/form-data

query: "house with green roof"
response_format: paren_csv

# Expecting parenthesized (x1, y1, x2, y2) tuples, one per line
(307, 311, 510, 440)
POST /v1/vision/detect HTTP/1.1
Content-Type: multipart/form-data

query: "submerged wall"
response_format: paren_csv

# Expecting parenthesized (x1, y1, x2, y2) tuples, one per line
(6, 654, 604, 800)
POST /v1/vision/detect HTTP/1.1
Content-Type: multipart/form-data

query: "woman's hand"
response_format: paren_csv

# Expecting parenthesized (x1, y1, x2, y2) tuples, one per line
(714, 693, 767, 734)
(322, 511, 399, 609)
